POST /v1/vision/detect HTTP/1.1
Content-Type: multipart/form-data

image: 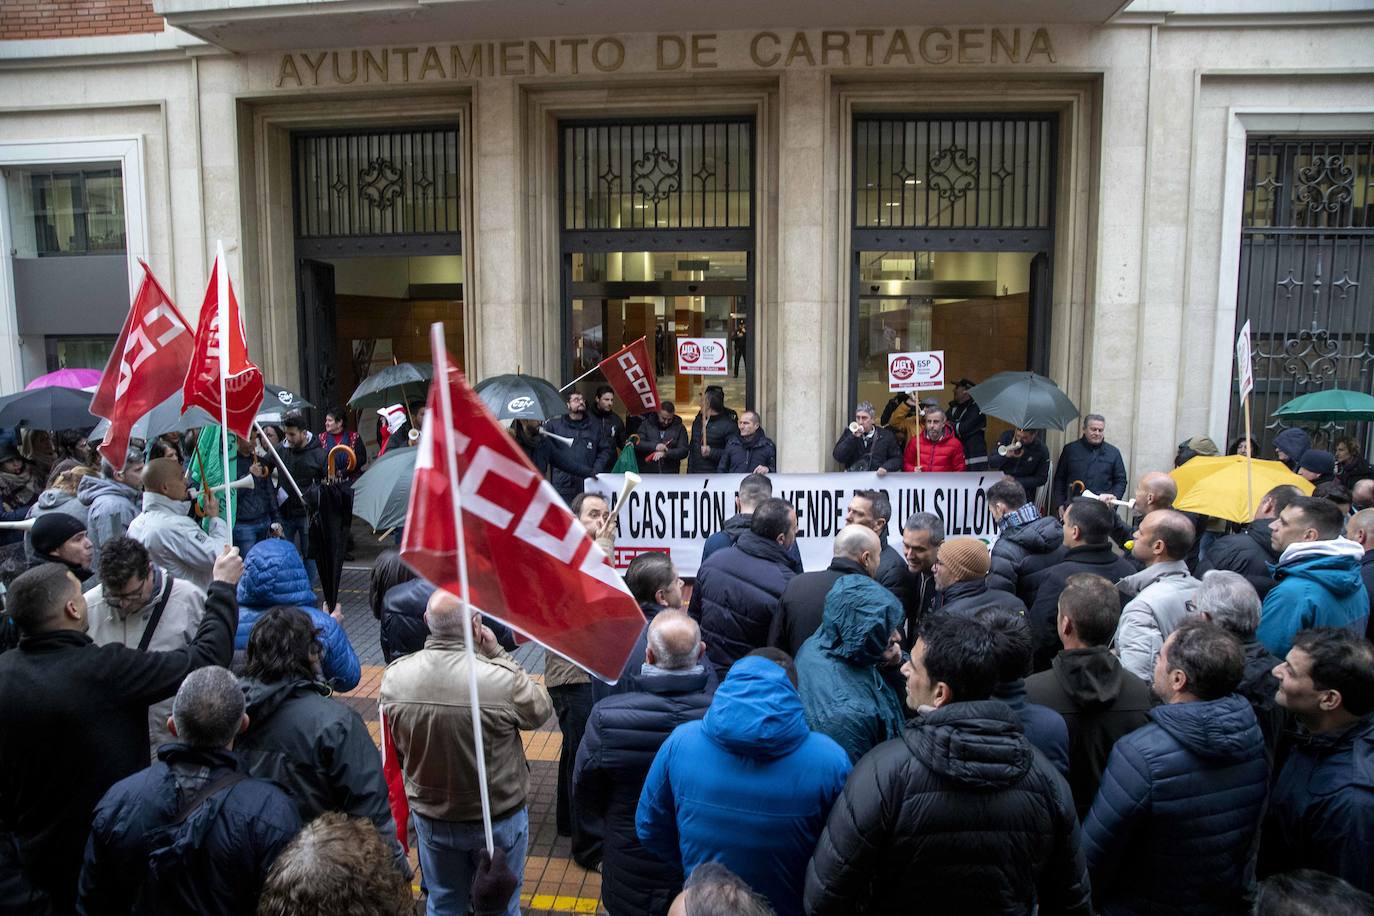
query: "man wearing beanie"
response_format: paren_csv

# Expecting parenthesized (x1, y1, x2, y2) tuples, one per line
(934, 537, 1026, 619)
(29, 513, 93, 585)
(1297, 450, 1337, 488)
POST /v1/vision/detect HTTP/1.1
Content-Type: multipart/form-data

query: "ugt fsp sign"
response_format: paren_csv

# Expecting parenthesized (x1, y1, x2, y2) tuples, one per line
(677, 337, 728, 376)
(888, 350, 945, 392)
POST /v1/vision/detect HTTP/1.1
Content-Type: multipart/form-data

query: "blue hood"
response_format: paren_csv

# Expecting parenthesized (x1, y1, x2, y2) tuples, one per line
(1151, 694, 1261, 762)
(702, 655, 809, 759)
(813, 575, 903, 665)
(237, 538, 316, 610)
(1273, 428, 1310, 464)
(1274, 551, 1365, 599)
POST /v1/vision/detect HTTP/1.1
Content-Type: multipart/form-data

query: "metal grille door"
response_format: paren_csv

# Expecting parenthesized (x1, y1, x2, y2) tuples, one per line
(1233, 138, 1374, 453)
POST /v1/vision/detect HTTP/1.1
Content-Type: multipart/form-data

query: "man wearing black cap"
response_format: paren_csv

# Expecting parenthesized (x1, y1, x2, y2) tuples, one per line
(947, 379, 988, 470)
(1297, 450, 1337, 488)
(29, 513, 93, 585)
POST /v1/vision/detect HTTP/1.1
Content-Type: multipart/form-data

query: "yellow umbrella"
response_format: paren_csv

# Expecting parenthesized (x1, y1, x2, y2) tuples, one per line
(1170, 455, 1314, 524)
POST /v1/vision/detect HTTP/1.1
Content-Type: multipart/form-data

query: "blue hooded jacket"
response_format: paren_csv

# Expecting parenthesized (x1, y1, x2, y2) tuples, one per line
(636, 656, 851, 916)
(1260, 540, 1370, 659)
(234, 539, 361, 692)
(795, 575, 905, 763)
(1084, 694, 1269, 915)
(1273, 427, 1311, 469)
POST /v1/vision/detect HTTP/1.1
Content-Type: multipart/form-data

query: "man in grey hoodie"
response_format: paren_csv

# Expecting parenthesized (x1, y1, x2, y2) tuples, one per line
(78, 450, 144, 578)
(1113, 509, 1201, 684)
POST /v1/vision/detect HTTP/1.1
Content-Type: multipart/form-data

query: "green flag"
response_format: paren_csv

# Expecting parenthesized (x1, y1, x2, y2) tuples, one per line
(611, 441, 639, 474)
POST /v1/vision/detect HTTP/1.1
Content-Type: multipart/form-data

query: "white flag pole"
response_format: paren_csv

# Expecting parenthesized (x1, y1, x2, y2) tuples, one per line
(429, 320, 495, 855)
(216, 241, 235, 534)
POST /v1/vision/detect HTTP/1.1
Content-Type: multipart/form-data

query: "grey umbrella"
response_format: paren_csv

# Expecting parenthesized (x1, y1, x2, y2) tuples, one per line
(351, 445, 417, 531)
(347, 363, 434, 410)
(90, 390, 217, 443)
(966, 371, 1080, 431)
(474, 374, 566, 421)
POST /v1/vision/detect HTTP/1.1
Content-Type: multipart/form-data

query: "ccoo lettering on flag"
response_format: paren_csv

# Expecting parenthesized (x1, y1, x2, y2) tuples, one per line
(400, 351, 646, 683)
(597, 338, 661, 414)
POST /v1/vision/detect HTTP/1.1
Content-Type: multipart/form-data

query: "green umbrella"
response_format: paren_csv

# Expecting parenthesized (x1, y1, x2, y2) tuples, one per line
(1274, 389, 1374, 422)
(351, 445, 417, 530)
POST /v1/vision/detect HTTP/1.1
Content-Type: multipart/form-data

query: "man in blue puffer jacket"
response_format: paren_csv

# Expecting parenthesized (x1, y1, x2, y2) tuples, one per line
(233, 538, 361, 692)
(688, 498, 801, 677)
(636, 653, 850, 916)
(1260, 495, 1370, 659)
(1084, 619, 1269, 915)
(795, 575, 905, 763)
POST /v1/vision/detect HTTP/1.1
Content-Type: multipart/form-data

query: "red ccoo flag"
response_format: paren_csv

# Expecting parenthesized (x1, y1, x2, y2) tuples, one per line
(91, 260, 194, 467)
(401, 344, 646, 683)
(181, 255, 264, 438)
(597, 337, 660, 415)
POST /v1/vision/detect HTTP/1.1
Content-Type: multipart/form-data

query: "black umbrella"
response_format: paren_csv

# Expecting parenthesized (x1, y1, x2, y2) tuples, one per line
(0, 386, 97, 430)
(347, 363, 433, 410)
(263, 384, 314, 413)
(474, 374, 566, 421)
(966, 371, 1080, 431)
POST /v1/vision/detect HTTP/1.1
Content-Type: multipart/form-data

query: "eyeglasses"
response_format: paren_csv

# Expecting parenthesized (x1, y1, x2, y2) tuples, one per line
(106, 580, 147, 609)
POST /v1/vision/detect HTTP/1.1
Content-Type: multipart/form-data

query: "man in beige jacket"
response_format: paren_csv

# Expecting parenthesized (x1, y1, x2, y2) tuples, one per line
(380, 589, 552, 916)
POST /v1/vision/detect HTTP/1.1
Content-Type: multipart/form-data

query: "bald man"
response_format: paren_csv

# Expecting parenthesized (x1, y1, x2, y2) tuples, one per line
(380, 589, 552, 914)
(126, 457, 229, 591)
(1353, 479, 1374, 512)
(769, 524, 882, 656)
(573, 610, 713, 914)
(1113, 509, 1202, 683)
(1344, 509, 1374, 639)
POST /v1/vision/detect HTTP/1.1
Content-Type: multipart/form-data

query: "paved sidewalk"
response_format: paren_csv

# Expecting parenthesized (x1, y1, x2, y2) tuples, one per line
(335, 566, 606, 914)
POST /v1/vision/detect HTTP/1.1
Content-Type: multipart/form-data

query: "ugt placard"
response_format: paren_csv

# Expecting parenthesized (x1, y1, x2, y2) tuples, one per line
(677, 337, 729, 376)
(888, 350, 945, 392)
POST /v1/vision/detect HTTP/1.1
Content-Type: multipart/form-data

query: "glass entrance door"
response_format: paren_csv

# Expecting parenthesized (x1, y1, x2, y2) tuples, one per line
(566, 250, 751, 426)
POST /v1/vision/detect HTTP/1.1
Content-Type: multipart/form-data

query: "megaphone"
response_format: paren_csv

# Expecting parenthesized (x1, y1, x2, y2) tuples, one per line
(0, 518, 36, 531)
(998, 441, 1023, 457)
(539, 428, 575, 447)
(189, 475, 256, 499)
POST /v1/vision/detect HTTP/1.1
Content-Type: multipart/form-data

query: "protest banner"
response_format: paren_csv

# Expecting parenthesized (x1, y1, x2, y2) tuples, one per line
(584, 471, 999, 576)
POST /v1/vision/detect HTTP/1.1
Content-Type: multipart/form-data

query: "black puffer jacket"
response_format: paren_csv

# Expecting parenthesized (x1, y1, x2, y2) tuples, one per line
(687, 409, 738, 474)
(936, 578, 1027, 620)
(989, 516, 1067, 606)
(719, 430, 777, 474)
(572, 667, 712, 916)
(688, 531, 801, 676)
(1195, 519, 1279, 598)
(633, 413, 689, 474)
(832, 427, 903, 473)
(235, 677, 405, 870)
(804, 700, 1091, 915)
(544, 413, 611, 503)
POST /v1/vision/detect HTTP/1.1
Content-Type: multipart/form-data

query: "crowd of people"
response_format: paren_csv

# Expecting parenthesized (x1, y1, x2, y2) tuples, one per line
(1, 379, 1373, 916)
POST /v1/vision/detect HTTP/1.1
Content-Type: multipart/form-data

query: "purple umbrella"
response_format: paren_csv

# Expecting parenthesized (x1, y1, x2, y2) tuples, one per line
(25, 368, 102, 391)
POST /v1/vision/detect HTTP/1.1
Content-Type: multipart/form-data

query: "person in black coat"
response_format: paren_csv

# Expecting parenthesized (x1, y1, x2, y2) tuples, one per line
(592, 552, 718, 703)
(832, 401, 903, 473)
(544, 392, 612, 503)
(718, 411, 777, 474)
(1026, 498, 1138, 672)
(844, 489, 915, 613)
(769, 525, 881, 656)
(234, 606, 407, 875)
(77, 665, 302, 915)
(933, 537, 1028, 620)
(590, 385, 628, 469)
(0, 553, 242, 913)
(512, 419, 596, 490)
(989, 428, 1052, 502)
(1026, 572, 1153, 818)
(634, 404, 690, 474)
(688, 498, 801, 677)
(803, 615, 1091, 915)
(947, 379, 988, 469)
(978, 607, 1071, 778)
(573, 612, 712, 916)
(987, 478, 1067, 606)
(686, 387, 737, 474)
(1195, 484, 1302, 599)
(1051, 414, 1128, 510)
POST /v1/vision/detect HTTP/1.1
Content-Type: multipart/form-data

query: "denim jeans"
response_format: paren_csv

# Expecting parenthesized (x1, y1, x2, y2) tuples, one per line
(414, 807, 527, 916)
(279, 515, 319, 588)
(232, 519, 271, 559)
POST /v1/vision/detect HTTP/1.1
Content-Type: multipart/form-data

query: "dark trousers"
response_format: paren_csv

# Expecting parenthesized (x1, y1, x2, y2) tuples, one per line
(549, 682, 600, 868)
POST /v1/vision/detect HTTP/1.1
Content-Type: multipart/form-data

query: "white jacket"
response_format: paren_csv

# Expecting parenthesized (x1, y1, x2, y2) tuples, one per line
(85, 568, 207, 754)
(1113, 560, 1201, 684)
(126, 492, 229, 591)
